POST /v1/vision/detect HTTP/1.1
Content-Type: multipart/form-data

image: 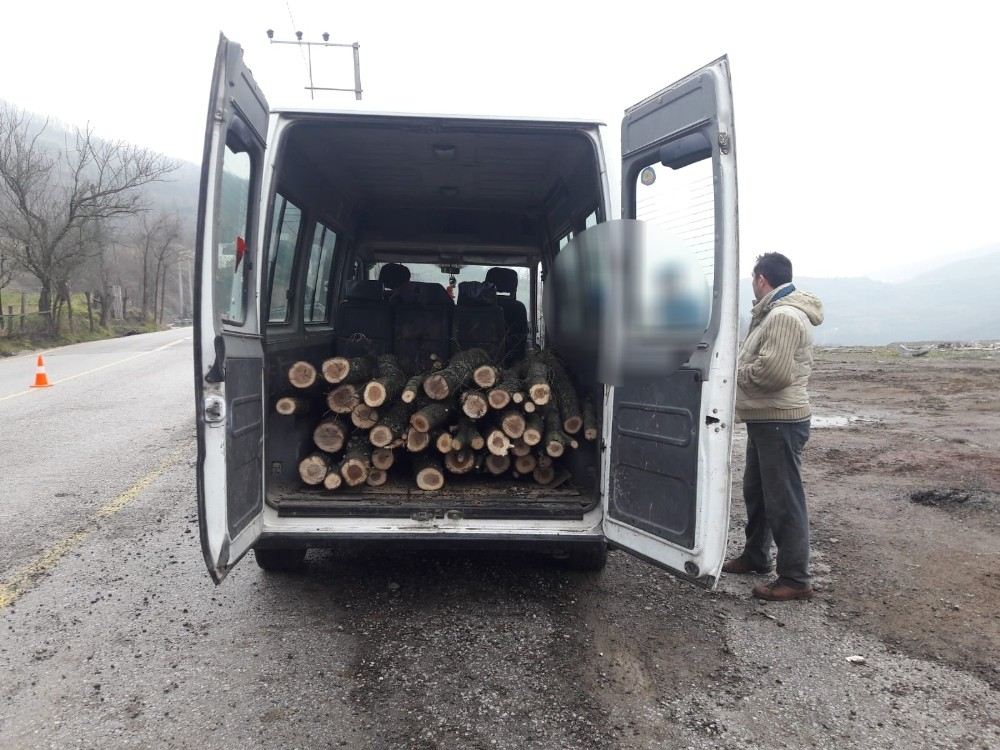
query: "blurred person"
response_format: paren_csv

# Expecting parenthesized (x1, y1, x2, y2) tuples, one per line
(722, 252, 824, 601)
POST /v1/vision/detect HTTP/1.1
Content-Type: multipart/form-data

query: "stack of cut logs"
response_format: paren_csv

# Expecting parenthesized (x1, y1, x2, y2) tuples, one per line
(279, 348, 598, 492)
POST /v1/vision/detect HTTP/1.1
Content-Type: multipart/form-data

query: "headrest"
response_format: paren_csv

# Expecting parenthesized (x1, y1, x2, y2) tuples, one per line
(344, 279, 384, 301)
(457, 281, 497, 307)
(378, 263, 411, 290)
(392, 281, 454, 307)
(485, 267, 518, 296)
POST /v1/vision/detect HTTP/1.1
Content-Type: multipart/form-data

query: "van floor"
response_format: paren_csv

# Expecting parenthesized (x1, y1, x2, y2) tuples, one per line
(270, 477, 593, 519)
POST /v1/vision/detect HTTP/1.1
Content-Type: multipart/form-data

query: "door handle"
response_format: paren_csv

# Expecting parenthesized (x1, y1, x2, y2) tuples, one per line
(206, 335, 226, 383)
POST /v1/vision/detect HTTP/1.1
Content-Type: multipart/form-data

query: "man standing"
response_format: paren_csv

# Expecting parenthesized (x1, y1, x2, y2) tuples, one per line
(723, 253, 824, 601)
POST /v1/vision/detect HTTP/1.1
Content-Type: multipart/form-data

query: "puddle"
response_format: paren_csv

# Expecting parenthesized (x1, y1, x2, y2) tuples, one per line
(811, 415, 881, 429)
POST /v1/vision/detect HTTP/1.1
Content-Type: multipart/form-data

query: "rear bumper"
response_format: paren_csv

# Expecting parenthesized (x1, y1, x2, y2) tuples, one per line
(255, 531, 606, 552)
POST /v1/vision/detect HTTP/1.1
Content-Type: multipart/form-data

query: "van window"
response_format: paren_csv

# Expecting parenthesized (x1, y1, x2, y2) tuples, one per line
(215, 144, 252, 324)
(633, 158, 714, 331)
(303, 224, 337, 324)
(267, 195, 302, 324)
(584, 210, 598, 229)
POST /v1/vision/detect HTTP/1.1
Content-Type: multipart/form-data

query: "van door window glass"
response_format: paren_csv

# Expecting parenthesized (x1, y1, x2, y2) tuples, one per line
(303, 224, 337, 324)
(215, 145, 252, 324)
(633, 158, 714, 333)
(584, 210, 598, 229)
(267, 196, 302, 324)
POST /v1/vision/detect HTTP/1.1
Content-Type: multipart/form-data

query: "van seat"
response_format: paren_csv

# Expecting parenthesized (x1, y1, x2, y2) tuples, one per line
(485, 268, 528, 365)
(391, 282, 454, 375)
(452, 281, 505, 362)
(335, 279, 392, 358)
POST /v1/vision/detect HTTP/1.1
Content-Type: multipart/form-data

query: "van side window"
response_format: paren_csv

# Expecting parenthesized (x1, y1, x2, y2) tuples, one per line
(584, 210, 598, 229)
(215, 144, 252, 324)
(303, 223, 337, 324)
(267, 195, 303, 324)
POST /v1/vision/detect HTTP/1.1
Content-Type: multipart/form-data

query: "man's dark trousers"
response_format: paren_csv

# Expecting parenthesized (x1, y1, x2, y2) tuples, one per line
(741, 420, 811, 586)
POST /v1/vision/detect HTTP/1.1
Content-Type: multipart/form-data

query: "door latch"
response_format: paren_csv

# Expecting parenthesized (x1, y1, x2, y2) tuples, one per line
(204, 394, 227, 425)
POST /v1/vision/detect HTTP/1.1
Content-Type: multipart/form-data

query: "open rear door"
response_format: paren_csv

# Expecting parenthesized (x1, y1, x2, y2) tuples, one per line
(194, 35, 269, 583)
(602, 57, 739, 587)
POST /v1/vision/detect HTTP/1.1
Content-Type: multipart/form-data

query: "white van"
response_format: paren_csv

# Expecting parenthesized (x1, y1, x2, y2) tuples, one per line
(195, 35, 739, 586)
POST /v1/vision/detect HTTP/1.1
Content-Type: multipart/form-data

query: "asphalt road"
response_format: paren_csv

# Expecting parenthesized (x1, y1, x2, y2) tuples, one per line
(1, 333, 997, 749)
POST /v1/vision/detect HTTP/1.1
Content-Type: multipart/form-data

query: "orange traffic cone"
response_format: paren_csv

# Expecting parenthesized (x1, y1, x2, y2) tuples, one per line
(30, 354, 52, 388)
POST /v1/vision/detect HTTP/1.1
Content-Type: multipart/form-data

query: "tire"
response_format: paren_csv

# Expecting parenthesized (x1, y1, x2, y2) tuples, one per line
(254, 547, 308, 573)
(563, 542, 608, 572)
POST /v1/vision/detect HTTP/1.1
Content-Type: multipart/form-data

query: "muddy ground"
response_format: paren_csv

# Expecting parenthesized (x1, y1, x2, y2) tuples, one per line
(1, 345, 998, 749)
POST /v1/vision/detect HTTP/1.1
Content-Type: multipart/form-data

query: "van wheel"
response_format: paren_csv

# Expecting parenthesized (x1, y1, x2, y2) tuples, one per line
(254, 547, 307, 572)
(564, 543, 608, 572)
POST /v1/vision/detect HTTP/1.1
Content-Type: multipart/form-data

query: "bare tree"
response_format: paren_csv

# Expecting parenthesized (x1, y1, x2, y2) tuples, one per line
(0, 241, 16, 330)
(134, 211, 182, 323)
(0, 104, 177, 333)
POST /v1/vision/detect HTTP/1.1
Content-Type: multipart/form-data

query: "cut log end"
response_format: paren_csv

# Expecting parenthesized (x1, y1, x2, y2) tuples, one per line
(288, 361, 317, 389)
(473, 365, 499, 389)
(470, 436, 486, 451)
(298, 454, 328, 485)
(351, 403, 379, 430)
(485, 454, 511, 476)
(563, 416, 584, 435)
(523, 401, 537, 413)
(512, 391, 526, 404)
(416, 467, 445, 491)
(487, 430, 512, 457)
(276, 397, 308, 416)
(406, 430, 431, 452)
(370, 425, 394, 448)
(321, 357, 350, 384)
(444, 450, 476, 475)
(528, 383, 551, 405)
(461, 391, 489, 419)
(514, 454, 538, 475)
(423, 373, 450, 400)
(327, 384, 361, 414)
(401, 389, 417, 403)
(510, 441, 531, 457)
(522, 429, 542, 447)
(363, 381, 388, 407)
(322, 471, 343, 491)
(501, 411, 526, 440)
(488, 390, 511, 410)
(410, 414, 431, 433)
(371, 448, 396, 470)
(313, 419, 347, 453)
(533, 465, 556, 485)
(546, 441, 566, 458)
(436, 432, 454, 454)
(584, 427, 599, 441)
(366, 468, 388, 487)
(341, 460, 369, 487)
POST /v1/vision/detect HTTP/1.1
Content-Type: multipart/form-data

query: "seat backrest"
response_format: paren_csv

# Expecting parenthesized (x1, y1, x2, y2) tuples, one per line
(452, 281, 505, 362)
(485, 268, 529, 365)
(335, 279, 392, 358)
(391, 282, 454, 375)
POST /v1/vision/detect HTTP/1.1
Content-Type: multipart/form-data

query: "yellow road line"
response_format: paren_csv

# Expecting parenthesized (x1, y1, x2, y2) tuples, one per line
(0, 336, 190, 403)
(0, 443, 188, 610)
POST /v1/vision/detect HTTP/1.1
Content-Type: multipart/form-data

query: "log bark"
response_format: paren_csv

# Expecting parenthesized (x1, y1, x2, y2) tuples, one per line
(423, 348, 491, 400)
(351, 403, 380, 430)
(322, 468, 343, 491)
(401, 373, 429, 403)
(340, 433, 372, 487)
(485, 454, 511, 475)
(327, 384, 362, 414)
(583, 398, 599, 441)
(501, 410, 526, 439)
(275, 396, 310, 416)
(453, 417, 484, 452)
(313, 417, 349, 453)
(539, 351, 581, 433)
(473, 364, 500, 389)
(288, 361, 318, 389)
(406, 429, 431, 453)
(444, 449, 476, 475)
(514, 453, 538, 475)
(298, 452, 330, 485)
(366, 468, 389, 487)
(523, 412, 544, 446)
(410, 401, 455, 433)
(521, 356, 551, 405)
(537, 454, 554, 469)
(544, 405, 572, 457)
(487, 369, 522, 410)
(371, 447, 396, 471)
(487, 429, 511, 457)
(364, 354, 407, 407)
(414, 454, 445, 491)
(533, 464, 556, 485)
(369, 400, 417, 447)
(460, 390, 489, 419)
(322, 355, 374, 385)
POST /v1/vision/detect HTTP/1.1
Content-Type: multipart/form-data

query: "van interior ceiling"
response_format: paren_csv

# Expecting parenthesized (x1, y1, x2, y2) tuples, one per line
(262, 118, 604, 519)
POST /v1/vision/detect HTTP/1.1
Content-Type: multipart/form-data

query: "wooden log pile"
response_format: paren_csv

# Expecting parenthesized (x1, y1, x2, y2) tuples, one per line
(276, 347, 597, 495)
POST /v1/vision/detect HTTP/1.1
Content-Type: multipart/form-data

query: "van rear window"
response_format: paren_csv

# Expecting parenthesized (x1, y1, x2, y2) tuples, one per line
(267, 196, 302, 324)
(303, 224, 337, 324)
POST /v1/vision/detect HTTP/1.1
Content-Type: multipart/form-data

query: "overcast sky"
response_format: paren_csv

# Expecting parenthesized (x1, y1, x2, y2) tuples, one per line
(1, 1, 996, 280)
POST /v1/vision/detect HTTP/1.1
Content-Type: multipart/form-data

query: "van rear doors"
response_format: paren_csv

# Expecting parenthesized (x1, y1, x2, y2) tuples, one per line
(194, 35, 269, 582)
(601, 58, 739, 586)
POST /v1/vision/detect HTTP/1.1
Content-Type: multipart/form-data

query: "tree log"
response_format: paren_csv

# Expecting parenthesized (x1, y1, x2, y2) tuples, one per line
(275, 396, 310, 416)
(370, 400, 417, 447)
(537, 454, 554, 469)
(327, 384, 361, 414)
(510, 440, 532, 457)
(288, 361, 318, 389)
(322, 355, 374, 385)
(523, 412, 544, 446)
(583, 398, 599, 441)
(453, 417, 484, 452)
(401, 373, 429, 403)
(366, 468, 388, 487)
(436, 431, 455, 454)
(487, 429, 511, 457)
(521, 356, 551, 405)
(523, 400, 537, 414)
(340, 433, 372, 487)
(473, 364, 499, 389)
(512, 391, 526, 404)
(538, 351, 581, 433)
(371, 447, 396, 471)
(322, 467, 343, 491)
(487, 369, 522, 410)
(544, 405, 572, 457)
(514, 453, 538, 475)
(414, 454, 445, 491)
(501, 410, 526, 439)
(423, 348, 491, 400)
(351, 403, 380, 430)
(363, 354, 407, 407)
(410, 401, 456, 433)
(444, 449, 476, 475)
(460, 390, 489, 419)
(406, 429, 431, 453)
(485, 454, 511, 475)
(298, 452, 331, 485)
(313, 417, 349, 453)
(533, 464, 556, 485)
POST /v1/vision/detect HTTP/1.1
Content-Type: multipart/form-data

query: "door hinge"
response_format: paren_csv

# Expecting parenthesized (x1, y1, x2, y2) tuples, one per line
(718, 132, 731, 154)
